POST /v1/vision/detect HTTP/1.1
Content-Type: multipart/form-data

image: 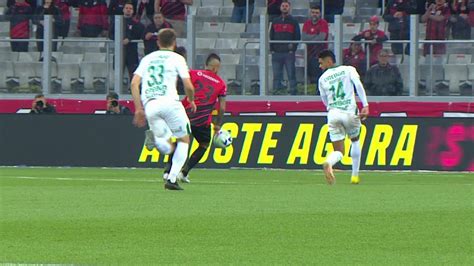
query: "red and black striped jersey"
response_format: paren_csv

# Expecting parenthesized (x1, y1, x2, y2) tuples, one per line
(182, 69, 227, 127)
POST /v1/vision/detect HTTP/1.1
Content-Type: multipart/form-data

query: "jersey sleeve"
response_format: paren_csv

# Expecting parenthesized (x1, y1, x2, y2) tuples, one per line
(176, 55, 190, 79)
(218, 77, 227, 97)
(133, 56, 148, 77)
(349, 66, 369, 107)
(318, 78, 329, 108)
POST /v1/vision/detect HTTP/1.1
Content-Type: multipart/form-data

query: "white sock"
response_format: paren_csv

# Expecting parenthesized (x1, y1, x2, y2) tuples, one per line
(326, 151, 343, 166)
(351, 140, 361, 177)
(168, 142, 189, 183)
(154, 137, 172, 154)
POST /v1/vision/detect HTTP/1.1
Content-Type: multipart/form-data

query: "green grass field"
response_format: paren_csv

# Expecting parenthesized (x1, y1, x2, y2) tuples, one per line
(1, 167, 472, 265)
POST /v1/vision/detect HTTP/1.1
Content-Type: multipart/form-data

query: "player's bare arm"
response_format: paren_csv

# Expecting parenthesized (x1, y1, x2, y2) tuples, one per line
(214, 96, 226, 132)
(182, 78, 197, 113)
(131, 74, 146, 127)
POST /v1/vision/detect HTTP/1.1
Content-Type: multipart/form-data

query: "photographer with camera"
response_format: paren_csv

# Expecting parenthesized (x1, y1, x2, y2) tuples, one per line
(30, 94, 57, 114)
(106, 92, 132, 115)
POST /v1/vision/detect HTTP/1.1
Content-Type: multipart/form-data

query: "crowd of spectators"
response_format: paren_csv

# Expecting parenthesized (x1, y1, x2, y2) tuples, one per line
(2, 0, 473, 96)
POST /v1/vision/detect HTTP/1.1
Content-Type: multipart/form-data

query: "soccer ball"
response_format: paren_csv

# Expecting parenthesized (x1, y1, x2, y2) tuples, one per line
(213, 129, 233, 148)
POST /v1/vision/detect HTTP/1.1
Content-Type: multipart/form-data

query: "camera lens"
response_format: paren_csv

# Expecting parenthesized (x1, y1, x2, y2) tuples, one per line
(36, 101, 44, 108)
(111, 100, 118, 107)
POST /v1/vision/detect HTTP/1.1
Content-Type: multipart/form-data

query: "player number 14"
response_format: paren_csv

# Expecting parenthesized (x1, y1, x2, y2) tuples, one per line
(329, 81, 345, 100)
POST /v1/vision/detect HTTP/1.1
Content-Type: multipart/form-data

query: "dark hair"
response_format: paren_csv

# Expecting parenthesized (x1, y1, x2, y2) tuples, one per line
(318, 49, 336, 62)
(205, 53, 221, 66)
(310, 4, 321, 10)
(124, 1, 134, 8)
(34, 94, 44, 99)
(107, 91, 119, 100)
(158, 28, 176, 48)
(281, 0, 291, 5)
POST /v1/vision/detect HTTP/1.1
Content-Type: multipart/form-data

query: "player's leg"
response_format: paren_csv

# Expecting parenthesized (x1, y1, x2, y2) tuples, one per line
(346, 113, 363, 184)
(323, 110, 345, 185)
(145, 104, 174, 155)
(163, 104, 192, 190)
(179, 125, 211, 183)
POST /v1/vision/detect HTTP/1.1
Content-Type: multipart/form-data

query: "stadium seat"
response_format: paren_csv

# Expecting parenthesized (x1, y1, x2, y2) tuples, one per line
(202, 22, 224, 32)
(447, 54, 472, 64)
(81, 62, 108, 93)
(444, 64, 468, 94)
(0, 41, 10, 52)
(420, 65, 444, 93)
(201, 0, 223, 6)
(0, 52, 19, 61)
(176, 38, 187, 48)
(292, 9, 308, 17)
(242, 54, 259, 66)
(343, 23, 360, 41)
(293, 1, 309, 9)
(468, 64, 474, 81)
(255, 0, 265, 7)
(397, 64, 409, 94)
(196, 38, 216, 50)
(84, 52, 107, 63)
(220, 54, 240, 65)
(57, 63, 81, 92)
(13, 62, 38, 88)
(222, 0, 233, 7)
(215, 38, 238, 53)
(220, 22, 246, 38)
(0, 61, 14, 91)
(421, 54, 447, 65)
(220, 7, 233, 18)
(241, 23, 260, 38)
(197, 7, 220, 17)
(61, 54, 83, 64)
(18, 52, 40, 62)
(219, 64, 237, 82)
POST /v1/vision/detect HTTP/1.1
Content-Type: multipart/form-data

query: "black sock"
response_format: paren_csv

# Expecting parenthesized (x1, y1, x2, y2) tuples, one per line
(182, 146, 207, 176)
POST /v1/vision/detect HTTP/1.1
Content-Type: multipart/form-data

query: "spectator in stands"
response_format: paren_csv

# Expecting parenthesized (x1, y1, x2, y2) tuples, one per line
(383, 0, 417, 55)
(143, 12, 173, 55)
(31, 94, 56, 114)
(54, 0, 71, 38)
(449, 0, 471, 39)
(154, 0, 193, 37)
(320, 0, 344, 23)
(270, 0, 300, 95)
(267, 0, 283, 21)
(34, 0, 63, 52)
(302, 4, 328, 85)
(422, 0, 450, 56)
(135, 0, 156, 22)
(231, 0, 255, 23)
(343, 41, 367, 78)
(6, 0, 33, 52)
(105, 92, 132, 114)
(353, 16, 388, 66)
(364, 49, 403, 96)
(469, 0, 474, 26)
(108, 0, 137, 27)
(77, 0, 109, 37)
(110, 3, 144, 80)
(7, 0, 36, 11)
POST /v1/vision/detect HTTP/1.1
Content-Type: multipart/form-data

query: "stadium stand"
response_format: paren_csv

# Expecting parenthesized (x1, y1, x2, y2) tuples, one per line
(0, 0, 472, 96)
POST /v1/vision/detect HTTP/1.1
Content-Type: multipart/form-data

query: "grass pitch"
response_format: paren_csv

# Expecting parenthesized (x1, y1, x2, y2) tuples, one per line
(0, 167, 472, 265)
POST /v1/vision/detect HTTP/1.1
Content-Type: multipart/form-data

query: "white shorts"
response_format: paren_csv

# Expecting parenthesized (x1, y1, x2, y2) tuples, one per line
(327, 109, 361, 142)
(145, 99, 191, 139)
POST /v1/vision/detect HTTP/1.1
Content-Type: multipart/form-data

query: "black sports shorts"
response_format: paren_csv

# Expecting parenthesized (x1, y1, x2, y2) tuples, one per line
(191, 125, 211, 144)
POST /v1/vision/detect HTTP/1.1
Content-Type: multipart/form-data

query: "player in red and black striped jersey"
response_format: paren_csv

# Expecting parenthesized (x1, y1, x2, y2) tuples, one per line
(163, 53, 227, 183)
